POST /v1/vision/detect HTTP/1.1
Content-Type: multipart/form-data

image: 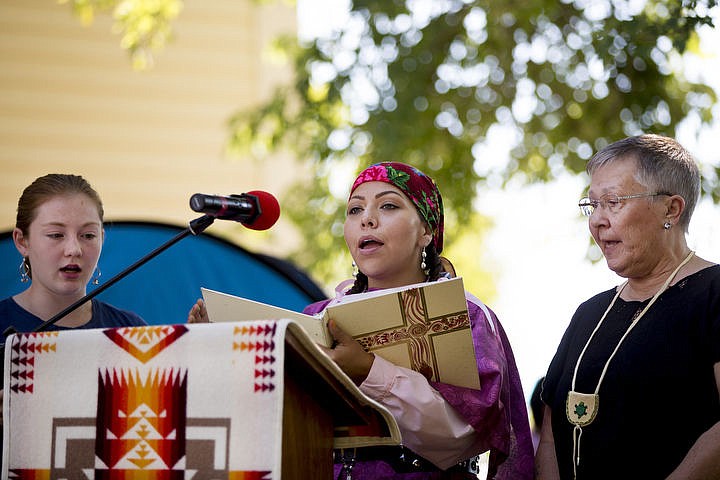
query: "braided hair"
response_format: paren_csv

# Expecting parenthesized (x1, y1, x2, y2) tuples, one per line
(346, 243, 446, 294)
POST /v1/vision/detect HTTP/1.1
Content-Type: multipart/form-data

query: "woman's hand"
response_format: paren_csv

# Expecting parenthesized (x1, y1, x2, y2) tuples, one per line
(187, 299, 210, 323)
(320, 319, 375, 385)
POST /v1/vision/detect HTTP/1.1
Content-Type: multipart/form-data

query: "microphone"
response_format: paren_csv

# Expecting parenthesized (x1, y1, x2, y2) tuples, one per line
(189, 191, 280, 230)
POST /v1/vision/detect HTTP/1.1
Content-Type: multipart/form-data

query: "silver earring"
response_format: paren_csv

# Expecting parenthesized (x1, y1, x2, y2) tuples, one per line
(351, 261, 358, 278)
(663, 221, 672, 230)
(19, 257, 30, 283)
(92, 266, 102, 285)
(421, 248, 429, 276)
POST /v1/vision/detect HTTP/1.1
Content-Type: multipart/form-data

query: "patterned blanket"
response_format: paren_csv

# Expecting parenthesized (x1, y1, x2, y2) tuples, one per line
(2, 320, 296, 479)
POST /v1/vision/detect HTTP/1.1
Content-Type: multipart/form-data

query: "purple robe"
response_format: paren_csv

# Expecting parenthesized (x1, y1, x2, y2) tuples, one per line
(303, 291, 534, 479)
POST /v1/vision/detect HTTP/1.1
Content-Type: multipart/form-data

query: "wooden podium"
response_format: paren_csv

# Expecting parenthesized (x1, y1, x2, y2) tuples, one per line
(282, 325, 400, 478)
(2, 320, 400, 479)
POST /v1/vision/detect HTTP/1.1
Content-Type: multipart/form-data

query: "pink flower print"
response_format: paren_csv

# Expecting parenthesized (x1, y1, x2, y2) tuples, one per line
(351, 165, 389, 191)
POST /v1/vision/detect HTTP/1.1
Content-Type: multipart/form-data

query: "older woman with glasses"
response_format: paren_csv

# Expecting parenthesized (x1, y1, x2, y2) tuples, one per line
(535, 134, 720, 480)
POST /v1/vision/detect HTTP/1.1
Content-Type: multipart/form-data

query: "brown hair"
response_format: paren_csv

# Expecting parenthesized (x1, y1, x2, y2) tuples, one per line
(16, 174, 104, 235)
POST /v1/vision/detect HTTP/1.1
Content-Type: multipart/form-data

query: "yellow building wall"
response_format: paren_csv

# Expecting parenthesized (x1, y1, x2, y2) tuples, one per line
(0, 0, 301, 254)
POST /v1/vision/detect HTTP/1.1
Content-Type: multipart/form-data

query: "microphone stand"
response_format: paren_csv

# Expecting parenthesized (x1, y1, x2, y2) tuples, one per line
(0, 214, 216, 386)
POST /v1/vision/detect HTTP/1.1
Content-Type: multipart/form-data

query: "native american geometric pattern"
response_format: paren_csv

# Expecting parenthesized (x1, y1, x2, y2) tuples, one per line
(355, 288, 470, 383)
(103, 325, 189, 363)
(8, 331, 58, 395)
(4, 321, 284, 480)
(95, 368, 188, 475)
(232, 322, 278, 393)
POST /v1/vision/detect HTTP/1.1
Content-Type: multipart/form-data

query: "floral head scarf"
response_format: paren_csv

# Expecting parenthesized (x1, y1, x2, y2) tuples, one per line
(350, 162, 445, 253)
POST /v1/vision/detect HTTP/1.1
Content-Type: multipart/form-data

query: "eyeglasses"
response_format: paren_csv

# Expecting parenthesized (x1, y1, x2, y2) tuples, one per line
(578, 192, 672, 216)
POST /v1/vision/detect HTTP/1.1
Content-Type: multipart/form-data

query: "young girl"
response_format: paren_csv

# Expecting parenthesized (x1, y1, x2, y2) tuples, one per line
(0, 173, 146, 334)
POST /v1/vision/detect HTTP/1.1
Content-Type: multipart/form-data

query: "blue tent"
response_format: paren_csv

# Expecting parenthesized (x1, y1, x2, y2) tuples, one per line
(0, 221, 326, 327)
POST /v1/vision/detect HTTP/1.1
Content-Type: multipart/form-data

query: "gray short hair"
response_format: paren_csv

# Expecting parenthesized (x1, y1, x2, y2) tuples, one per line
(586, 134, 700, 231)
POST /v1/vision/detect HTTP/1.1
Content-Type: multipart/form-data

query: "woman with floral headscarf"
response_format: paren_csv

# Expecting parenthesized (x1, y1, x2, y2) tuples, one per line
(302, 162, 534, 479)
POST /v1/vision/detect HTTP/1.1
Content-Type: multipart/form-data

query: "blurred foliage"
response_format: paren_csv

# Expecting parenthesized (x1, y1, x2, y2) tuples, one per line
(60, 0, 183, 69)
(61, 0, 720, 290)
(226, 0, 719, 286)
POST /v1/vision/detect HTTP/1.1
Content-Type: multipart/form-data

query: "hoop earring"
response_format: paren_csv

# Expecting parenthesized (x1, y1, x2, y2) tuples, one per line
(420, 248, 429, 276)
(92, 266, 102, 285)
(351, 261, 358, 278)
(19, 257, 30, 283)
(663, 221, 672, 230)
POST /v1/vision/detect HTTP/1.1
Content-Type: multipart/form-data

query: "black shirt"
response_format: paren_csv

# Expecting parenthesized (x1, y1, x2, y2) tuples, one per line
(543, 265, 720, 479)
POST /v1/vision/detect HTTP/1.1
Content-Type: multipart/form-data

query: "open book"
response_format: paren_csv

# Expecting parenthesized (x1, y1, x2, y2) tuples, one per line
(202, 277, 480, 390)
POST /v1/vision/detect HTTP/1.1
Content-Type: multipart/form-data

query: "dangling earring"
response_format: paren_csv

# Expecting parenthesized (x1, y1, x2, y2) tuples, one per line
(351, 261, 358, 278)
(663, 221, 672, 230)
(92, 266, 102, 285)
(19, 257, 30, 283)
(420, 248, 429, 276)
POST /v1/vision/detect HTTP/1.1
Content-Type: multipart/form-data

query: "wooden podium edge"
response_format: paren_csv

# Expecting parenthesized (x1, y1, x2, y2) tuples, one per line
(283, 323, 401, 443)
(281, 322, 402, 478)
